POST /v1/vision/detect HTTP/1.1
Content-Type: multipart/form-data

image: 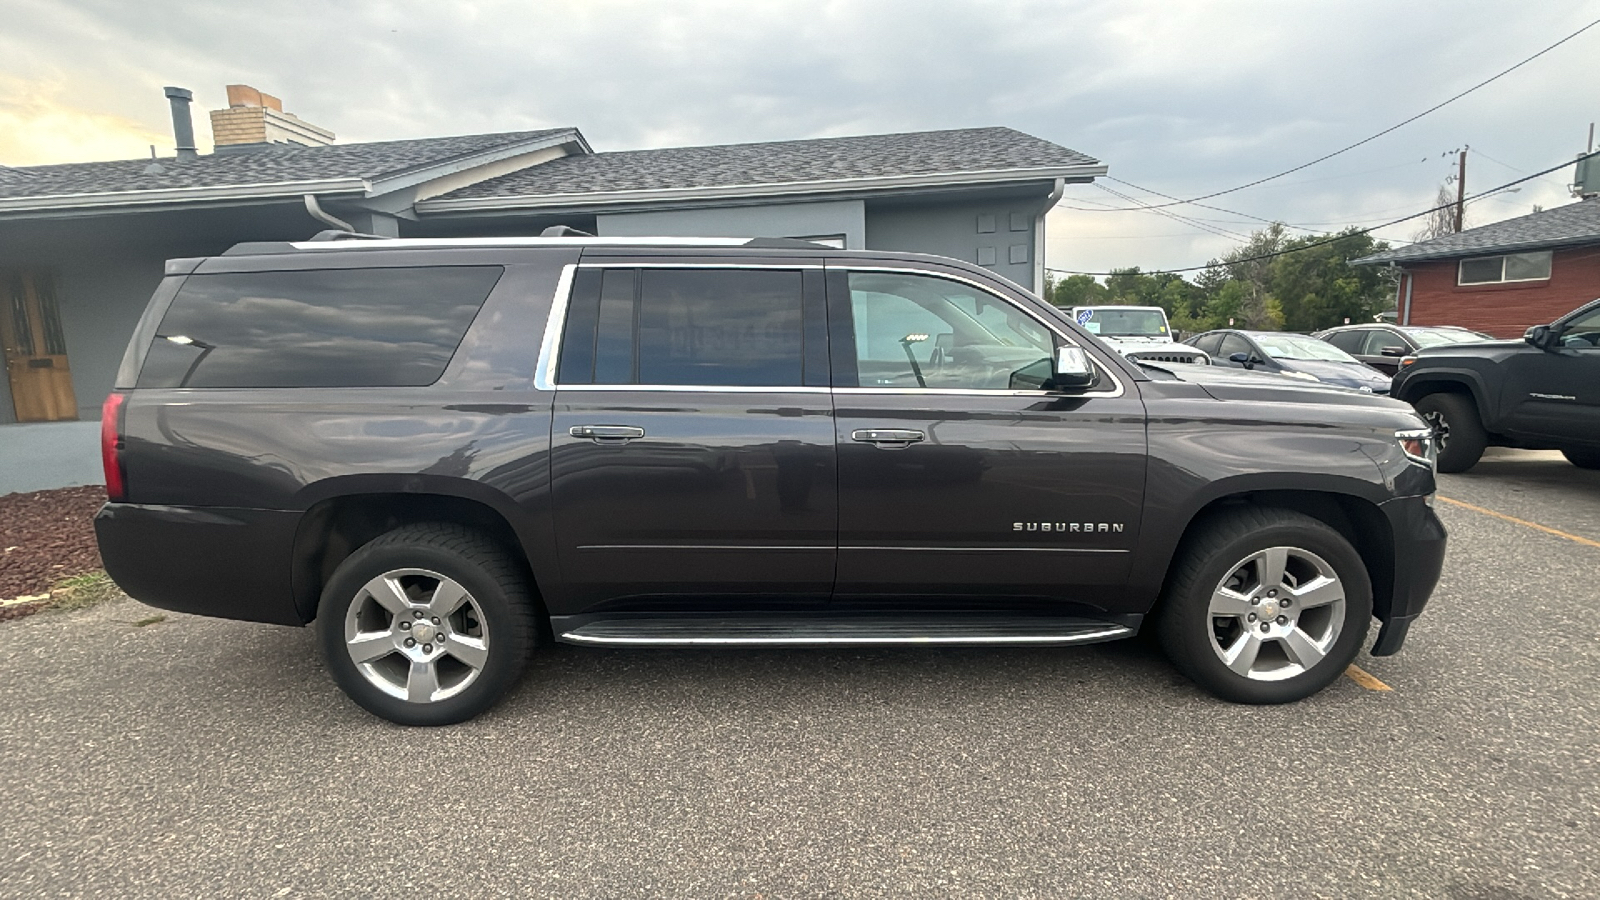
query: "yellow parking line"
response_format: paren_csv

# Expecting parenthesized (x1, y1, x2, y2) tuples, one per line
(1345, 664, 1393, 692)
(1436, 496, 1600, 549)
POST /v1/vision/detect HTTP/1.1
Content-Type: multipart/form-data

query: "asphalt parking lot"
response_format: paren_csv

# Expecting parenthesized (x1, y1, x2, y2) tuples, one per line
(1, 448, 1596, 899)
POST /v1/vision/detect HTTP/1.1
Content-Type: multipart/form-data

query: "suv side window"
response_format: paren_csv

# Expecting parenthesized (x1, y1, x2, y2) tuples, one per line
(138, 266, 503, 388)
(1191, 332, 1223, 355)
(559, 268, 809, 387)
(1324, 329, 1367, 354)
(845, 271, 1052, 390)
(1561, 307, 1600, 348)
(1361, 330, 1406, 356)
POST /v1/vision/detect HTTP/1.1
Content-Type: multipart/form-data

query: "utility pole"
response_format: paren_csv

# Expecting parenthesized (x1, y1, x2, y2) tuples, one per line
(1454, 148, 1467, 233)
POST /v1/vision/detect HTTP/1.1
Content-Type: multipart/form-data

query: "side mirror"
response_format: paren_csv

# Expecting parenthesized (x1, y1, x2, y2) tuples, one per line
(1228, 352, 1256, 369)
(1525, 324, 1558, 352)
(1379, 346, 1407, 357)
(1052, 346, 1097, 389)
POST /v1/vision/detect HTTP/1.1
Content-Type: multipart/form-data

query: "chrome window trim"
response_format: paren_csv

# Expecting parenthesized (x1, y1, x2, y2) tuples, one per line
(557, 384, 831, 394)
(833, 264, 1126, 399)
(841, 545, 1129, 553)
(576, 262, 824, 270)
(532, 264, 577, 391)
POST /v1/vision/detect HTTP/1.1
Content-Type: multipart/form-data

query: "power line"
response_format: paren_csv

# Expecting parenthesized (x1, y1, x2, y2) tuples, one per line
(1073, 16, 1600, 212)
(1045, 151, 1597, 277)
(1093, 182, 1253, 243)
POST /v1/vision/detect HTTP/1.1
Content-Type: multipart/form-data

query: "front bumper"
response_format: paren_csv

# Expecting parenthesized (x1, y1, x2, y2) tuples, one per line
(94, 502, 305, 626)
(1370, 493, 1447, 655)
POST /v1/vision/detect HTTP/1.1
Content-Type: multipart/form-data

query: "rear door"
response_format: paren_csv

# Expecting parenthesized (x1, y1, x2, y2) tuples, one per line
(827, 262, 1147, 612)
(548, 259, 836, 612)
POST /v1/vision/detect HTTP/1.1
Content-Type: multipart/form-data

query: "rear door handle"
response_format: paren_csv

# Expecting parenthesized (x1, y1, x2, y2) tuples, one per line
(570, 425, 646, 443)
(851, 428, 925, 448)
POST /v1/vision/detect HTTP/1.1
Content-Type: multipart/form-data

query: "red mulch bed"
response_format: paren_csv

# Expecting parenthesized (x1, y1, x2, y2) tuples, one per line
(1, 485, 107, 605)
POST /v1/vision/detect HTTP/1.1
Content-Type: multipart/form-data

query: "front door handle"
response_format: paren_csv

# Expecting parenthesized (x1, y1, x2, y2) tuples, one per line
(570, 425, 646, 443)
(851, 428, 925, 448)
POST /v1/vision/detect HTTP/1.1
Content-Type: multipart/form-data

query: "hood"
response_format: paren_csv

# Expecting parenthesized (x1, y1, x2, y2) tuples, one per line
(1276, 357, 1390, 390)
(1412, 339, 1526, 362)
(1147, 361, 1408, 410)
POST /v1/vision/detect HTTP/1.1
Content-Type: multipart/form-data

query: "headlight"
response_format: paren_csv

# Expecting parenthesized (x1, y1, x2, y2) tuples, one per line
(1396, 427, 1436, 469)
(1282, 371, 1320, 382)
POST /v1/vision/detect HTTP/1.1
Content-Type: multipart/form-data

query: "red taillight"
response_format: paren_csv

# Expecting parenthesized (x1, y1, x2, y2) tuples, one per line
(101, 392, 126, 501)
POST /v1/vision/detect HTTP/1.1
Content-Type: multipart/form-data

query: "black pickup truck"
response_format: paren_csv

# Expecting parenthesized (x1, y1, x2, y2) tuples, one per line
(95, 235, 1446, 725)
(1391, 298, 1600, 472)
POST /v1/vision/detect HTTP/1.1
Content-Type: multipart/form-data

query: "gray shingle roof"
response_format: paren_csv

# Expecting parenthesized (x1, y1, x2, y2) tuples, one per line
(434, 127, 1099, 201)
(0, 129, 576, 200)
(1354, 197, 1600, 265)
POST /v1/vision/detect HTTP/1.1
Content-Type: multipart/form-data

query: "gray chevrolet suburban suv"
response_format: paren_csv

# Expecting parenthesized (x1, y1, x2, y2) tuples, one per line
(95, 234, 1446, 725)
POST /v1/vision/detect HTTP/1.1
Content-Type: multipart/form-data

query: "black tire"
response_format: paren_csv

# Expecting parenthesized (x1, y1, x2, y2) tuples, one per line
(1414, 392, 1487, 473)
(1563, 447, 1600, 469)
(315, 523, 536, 726)
(1155, 507, 1372, 705)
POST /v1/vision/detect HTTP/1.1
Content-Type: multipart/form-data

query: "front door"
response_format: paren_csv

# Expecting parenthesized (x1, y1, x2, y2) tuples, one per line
(548, 263, 836, 614)
(828, 265, 1147, 614)
(1502, 304, 1600, 444)
(0, 270, 78, 421)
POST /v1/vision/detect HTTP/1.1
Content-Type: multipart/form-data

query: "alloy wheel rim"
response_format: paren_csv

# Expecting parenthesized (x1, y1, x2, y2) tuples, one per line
(343, 568, 490, 703)
(1206, 546, 1346, 682)
(1421, 410, 1450, 451)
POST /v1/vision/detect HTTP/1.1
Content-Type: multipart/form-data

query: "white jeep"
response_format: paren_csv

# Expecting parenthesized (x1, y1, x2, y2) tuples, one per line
(1069, 305, 1209, 365)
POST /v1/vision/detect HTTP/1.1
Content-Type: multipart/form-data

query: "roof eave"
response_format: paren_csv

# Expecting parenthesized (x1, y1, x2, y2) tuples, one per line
(413, 164, 1107, 214)
(0, 177, 369, 219)
(363, 128, 591, 197)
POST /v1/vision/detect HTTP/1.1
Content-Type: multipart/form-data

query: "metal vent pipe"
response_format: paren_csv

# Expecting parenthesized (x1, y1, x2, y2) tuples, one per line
(163, 86, 198, 161)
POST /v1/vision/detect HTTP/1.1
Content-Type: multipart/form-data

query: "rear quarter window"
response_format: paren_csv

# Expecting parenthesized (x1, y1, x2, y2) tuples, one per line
(137, 266, 503, 388)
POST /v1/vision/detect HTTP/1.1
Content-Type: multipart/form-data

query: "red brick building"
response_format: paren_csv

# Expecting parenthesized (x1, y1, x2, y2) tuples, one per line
(1354, 197, 1600, 338)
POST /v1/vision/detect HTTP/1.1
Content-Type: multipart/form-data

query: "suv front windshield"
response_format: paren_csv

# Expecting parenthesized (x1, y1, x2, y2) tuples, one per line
(1253, 333, 1358, 362)
(1079, 308, 1170, 338)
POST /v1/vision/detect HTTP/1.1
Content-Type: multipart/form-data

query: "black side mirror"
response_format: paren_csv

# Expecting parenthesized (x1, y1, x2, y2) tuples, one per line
(1227, 352, 1256, 369)
(1379, 346, 1407, 357)
(1525, 324, 1559, 352)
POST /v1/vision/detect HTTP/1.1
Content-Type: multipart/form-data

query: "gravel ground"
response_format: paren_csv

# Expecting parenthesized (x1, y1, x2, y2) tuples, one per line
(0, 485, 105, 602)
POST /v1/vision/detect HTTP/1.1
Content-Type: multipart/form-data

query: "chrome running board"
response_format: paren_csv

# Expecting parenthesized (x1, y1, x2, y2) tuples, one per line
(556, 614, 1133, 647)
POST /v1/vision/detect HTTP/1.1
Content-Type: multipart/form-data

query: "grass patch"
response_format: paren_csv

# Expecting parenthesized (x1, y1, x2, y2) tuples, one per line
(48, 571, 123, 611)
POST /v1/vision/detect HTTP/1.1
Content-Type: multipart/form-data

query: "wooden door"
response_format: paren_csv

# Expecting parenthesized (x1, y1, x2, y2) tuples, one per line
(0, 270, 78, 422)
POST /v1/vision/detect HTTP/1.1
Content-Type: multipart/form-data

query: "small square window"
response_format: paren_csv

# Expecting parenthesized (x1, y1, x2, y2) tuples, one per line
(976, 247, 997, 266)
(1009, 244, 1029, 264)
(1009, 212, 1028, 232)
(976, 214, 996, 234)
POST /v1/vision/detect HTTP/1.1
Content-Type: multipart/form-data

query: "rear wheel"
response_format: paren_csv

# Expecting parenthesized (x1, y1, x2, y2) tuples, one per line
(315, 523, 535, 726)
(1414, 392, 1487, 473)
(1563, 447, 1600, 469)
(1156, 508, 1372, 704)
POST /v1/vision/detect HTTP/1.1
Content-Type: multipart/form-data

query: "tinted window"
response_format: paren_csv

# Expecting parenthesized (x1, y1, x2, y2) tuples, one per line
(558, 268, 806, 387)
(1360, 330, 1408, 356)
(1191, 332, 1223, 355)
(139, 266, 502, 388)
(1323, 330, 1367, 354)
(1218, 334, 1253, 361)
(847, 271, 1052, 390)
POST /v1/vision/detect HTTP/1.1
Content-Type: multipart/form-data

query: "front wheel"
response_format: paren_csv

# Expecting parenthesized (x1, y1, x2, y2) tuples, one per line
(315, 524, 535, 726)
(1562, 447, 1600, 469)
(1414, 392, 1487, 473)
(1155, 508, 1372, 704)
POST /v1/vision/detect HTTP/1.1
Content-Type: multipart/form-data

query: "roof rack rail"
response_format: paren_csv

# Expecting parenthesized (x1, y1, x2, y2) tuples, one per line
(307, 230, 395, 242)
(540, 225, 596, 237)
(742, 237, 826, 249)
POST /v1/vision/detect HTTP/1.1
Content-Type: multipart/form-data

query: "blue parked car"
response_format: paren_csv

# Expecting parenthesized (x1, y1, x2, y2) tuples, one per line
(1185, 329, 1391, 393)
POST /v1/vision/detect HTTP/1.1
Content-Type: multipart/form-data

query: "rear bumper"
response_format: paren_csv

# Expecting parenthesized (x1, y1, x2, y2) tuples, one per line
(94, 503, 304, 626)
(1371, 493, 1447, 655)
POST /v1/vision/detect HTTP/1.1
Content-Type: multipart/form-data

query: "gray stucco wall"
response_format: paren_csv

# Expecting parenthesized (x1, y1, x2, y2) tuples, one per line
(0, 421, 102, 495)
(597, 200, 866, 248)
(865, 196, 1046, 292)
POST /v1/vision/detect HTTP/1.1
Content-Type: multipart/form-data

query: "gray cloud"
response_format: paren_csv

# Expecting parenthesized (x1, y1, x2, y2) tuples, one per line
(4, 0, 1596, 272)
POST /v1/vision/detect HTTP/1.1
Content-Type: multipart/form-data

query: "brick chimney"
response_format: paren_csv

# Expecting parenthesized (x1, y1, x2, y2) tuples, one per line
(209, 84, 335, 152)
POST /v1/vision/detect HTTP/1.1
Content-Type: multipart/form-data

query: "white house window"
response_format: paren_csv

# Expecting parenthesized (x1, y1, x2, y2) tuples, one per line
(1458, 251, 1552, 285)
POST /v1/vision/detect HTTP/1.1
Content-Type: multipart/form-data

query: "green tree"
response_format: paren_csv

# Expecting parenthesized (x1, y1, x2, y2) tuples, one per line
(1046, 273, 1108, 308)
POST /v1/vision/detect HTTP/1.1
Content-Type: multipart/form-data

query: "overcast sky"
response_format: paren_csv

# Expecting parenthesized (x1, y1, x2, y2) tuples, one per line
(2, 0, 1597, 274)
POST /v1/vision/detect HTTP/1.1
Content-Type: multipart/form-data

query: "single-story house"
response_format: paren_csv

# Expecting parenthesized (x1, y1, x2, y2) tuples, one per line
(1353, 173, 1600, 339)
(0, 85, 1106, 493)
